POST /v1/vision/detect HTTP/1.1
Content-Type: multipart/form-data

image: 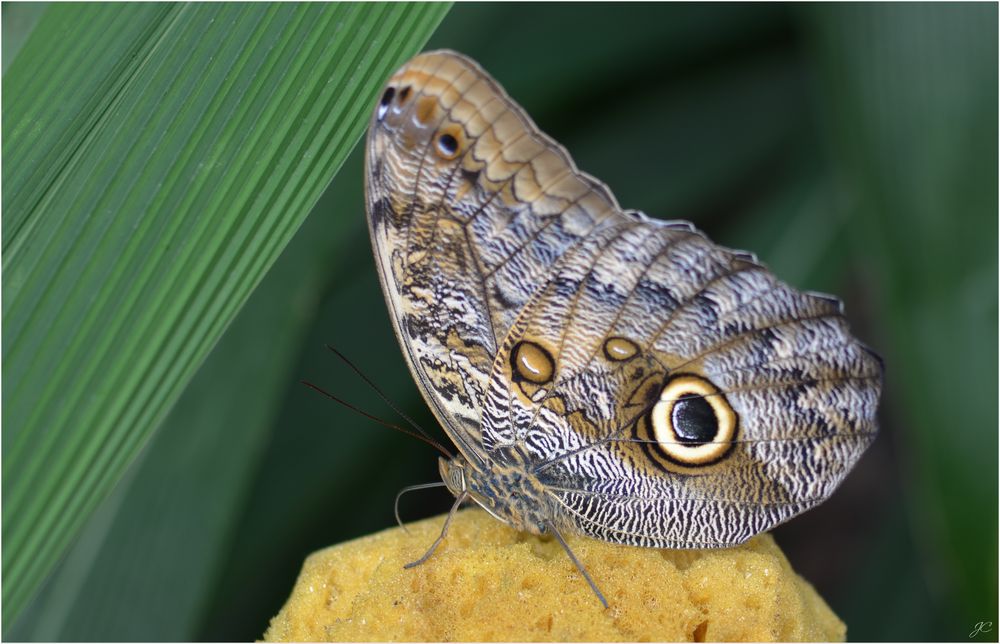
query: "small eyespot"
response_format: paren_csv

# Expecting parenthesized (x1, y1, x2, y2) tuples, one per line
(377, 87, 394, 119)
(511, 340, 555, 385)
(398, 86, 412, 103)
(437, 133, 459, 159)
(603, 337, 639, 362)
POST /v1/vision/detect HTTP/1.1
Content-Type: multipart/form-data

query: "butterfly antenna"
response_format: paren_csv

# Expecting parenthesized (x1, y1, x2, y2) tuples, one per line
(301, 380, 452, 459)
(324, 345, 451, 456)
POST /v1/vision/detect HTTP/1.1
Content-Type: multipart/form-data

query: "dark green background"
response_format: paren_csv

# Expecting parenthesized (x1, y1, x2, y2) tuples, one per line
(7, 3, 998, 641)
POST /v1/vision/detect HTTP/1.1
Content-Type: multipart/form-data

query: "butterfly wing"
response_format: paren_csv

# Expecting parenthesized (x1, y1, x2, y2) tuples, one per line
(366, 50, 882, 547)
(366, 50, 625, 466)
(481, 214, 882, 547)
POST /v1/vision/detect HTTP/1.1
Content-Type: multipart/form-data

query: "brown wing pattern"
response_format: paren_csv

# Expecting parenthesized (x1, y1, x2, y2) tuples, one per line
(478, 213, 881, 546)
(366, 51, 627, 465)
(366, 50, 881, 547)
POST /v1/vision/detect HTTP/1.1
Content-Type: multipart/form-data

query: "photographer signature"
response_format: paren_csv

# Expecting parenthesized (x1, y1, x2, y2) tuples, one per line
(970, 621, 993, 638)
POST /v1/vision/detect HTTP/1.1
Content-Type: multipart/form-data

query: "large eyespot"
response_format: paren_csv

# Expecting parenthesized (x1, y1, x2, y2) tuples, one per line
(637, 374, 738, 470)
(510, 340, 554, 385)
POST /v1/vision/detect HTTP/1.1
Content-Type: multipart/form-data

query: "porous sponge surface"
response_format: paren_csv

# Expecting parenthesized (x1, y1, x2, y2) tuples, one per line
(263, 508, 845, 642)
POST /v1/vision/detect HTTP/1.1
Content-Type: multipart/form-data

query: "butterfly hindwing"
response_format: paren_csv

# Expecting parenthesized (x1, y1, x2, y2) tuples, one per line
(481, 214, 880, 547)
(366, 49, 881, 547)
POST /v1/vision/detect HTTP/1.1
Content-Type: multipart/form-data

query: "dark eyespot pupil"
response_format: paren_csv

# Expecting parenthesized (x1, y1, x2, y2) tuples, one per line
(380, 87, 395, 107)
(672, 393, 717, 444)
(438, 133, 458, 156)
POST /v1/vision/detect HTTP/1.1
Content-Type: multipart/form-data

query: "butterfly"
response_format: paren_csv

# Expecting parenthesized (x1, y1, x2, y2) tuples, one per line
(364, 50, 882, 607)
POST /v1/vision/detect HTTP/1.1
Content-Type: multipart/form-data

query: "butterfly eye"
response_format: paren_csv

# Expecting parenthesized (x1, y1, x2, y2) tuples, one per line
(642, 374, 737, 468)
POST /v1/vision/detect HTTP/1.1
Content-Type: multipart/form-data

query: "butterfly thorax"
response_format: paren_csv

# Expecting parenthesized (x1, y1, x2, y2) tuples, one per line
(439, 456, 550, 535)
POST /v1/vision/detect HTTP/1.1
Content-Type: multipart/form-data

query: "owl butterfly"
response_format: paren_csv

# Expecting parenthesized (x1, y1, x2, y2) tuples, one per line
(365, 50, 882, 606)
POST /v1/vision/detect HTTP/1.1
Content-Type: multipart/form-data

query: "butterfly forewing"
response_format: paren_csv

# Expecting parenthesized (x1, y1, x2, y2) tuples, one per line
(366, 51, 626, 466)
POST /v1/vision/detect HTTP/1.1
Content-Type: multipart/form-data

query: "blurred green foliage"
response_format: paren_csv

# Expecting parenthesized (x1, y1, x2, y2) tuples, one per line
(4, 3, 996, 641)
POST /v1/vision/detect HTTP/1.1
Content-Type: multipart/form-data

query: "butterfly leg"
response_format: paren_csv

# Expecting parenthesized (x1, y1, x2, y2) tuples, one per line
(394, 481, 449, 533)
(548, 522, 609, 609)
(404, 492, 467, 568)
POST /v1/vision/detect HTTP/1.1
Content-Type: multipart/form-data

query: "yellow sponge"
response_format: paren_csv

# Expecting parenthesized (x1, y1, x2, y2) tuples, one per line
(264, 508, 845, 641)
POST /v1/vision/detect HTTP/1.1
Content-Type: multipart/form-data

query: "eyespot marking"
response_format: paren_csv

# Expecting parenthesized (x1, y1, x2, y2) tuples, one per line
(637, 374, 738, 470)
(511, 340, 555, 385)
(433, 124, 465, 161)
(377, 87, 395, 119)
(438, 133, 459, 158)
(603, 337, 639, 362)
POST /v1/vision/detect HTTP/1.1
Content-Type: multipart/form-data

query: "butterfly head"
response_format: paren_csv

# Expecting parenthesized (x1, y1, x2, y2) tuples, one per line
(438, 455, 468, 498)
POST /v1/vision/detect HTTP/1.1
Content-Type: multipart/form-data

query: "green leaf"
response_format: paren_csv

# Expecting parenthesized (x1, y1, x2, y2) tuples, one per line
(1, 2, 46, 73)
(8, 150, 371, 640)
(1, 1, 450, 627)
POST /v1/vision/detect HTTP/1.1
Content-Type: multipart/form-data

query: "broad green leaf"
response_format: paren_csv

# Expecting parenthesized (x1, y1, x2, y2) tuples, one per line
(1, 2, 46, 73)
(8, 148, 373, 640)
(1, 1, 450, 627)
